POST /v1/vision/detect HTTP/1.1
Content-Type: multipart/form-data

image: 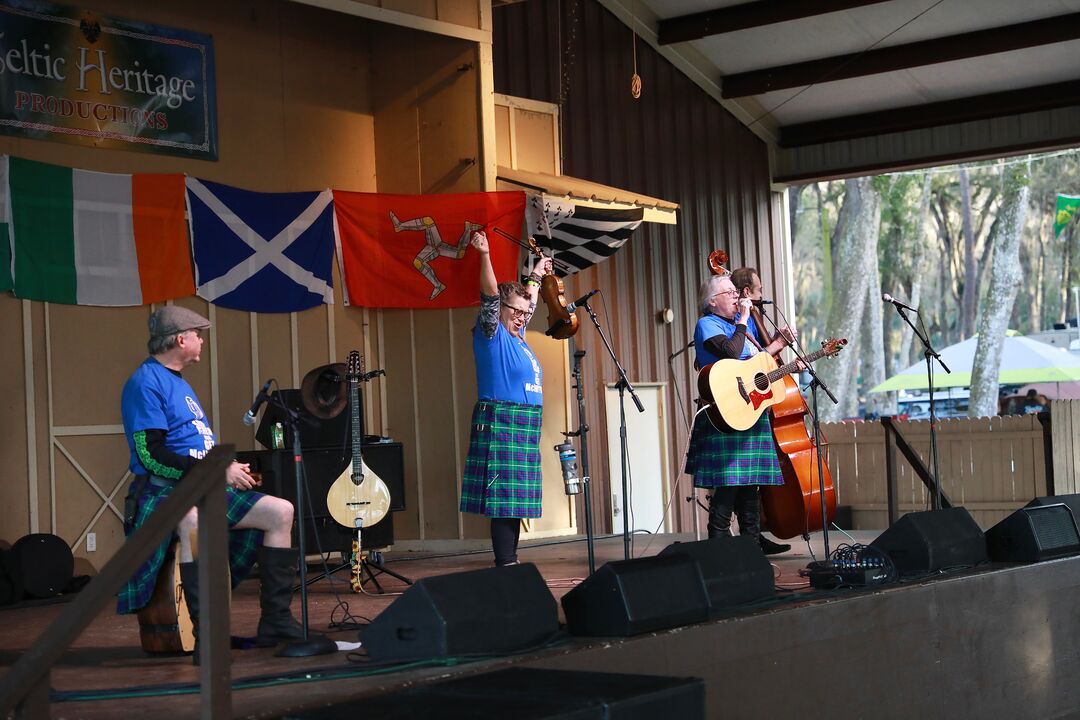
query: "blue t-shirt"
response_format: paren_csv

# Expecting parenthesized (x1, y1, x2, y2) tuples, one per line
(473, 319, 543, 405)
(694, 313, 758, 368)
(121, 357, 216, 476)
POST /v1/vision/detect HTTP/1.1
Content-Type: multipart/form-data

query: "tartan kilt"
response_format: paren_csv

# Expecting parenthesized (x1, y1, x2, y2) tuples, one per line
(116, 481, 264, 615)
(685, 411, 784, 488)
(460, 400, 543, 519)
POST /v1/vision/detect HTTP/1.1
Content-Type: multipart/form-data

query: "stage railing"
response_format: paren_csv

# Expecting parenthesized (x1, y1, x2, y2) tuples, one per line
(0, 445, 236, 719)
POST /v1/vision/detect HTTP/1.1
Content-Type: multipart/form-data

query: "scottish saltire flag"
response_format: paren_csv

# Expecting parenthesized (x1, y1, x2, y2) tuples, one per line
(5, 156, 193, 305)
(186, 178, 335, 312)
(525, 193, 644, 277)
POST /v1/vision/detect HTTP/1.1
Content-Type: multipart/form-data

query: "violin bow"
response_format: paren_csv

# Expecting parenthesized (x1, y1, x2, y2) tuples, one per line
(488, 227, 574, 274)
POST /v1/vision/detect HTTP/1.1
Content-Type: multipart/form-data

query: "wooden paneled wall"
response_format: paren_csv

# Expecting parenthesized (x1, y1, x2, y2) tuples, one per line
(0, 0, 490, 569)
(493, 0, 783, 533)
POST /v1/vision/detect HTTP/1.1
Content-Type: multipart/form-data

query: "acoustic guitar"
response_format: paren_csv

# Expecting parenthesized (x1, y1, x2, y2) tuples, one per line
(697, 337, 846, 432)
(325, 351, 391, 530)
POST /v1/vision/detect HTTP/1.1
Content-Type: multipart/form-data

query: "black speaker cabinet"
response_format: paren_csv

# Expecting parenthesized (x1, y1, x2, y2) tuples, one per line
(255, 389, 352, 450)
(986, 503, 1080, 562)
(659, 535, 775, 613)
(1026, 493, 1080, 521)
(561, 554, 710, 637)
(869, 507, 988, 575)
(362, 563, 558, 663)
(11, 534, 73, 598)
(284, 668, 706, 720)
(237, 443, 404, 552)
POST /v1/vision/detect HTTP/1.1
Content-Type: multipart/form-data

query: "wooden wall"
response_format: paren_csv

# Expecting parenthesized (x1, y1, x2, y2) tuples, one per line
(823, 415, 1049, 530)
(0, 0, 488, 569)
(493, 0, 784, 534)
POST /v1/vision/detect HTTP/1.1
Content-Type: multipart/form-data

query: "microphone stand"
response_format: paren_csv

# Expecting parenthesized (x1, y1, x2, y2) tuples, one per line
(566, 340, 596, 575)
(579, 296, 644, 561)
(757, 308, 839, 562)
(271, 395, 337, 657)
(668, 339, 702, 541)
(890, 305, 951, 510)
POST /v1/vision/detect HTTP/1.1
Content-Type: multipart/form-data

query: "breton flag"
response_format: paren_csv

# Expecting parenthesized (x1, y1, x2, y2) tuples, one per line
(525, 192, 644, 276)
(186, 178, 335, 313)
(5, 156, 193, 305)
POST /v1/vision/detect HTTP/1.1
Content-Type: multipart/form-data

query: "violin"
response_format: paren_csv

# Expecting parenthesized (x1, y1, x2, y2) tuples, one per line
(528, 238, 579, 339)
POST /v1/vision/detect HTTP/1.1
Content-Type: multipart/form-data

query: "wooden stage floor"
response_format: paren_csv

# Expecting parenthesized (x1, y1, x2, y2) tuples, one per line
(5, 529, 1080, 719)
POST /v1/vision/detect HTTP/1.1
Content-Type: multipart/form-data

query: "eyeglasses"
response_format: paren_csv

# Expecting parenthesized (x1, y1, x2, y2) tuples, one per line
(712, 290, 739, 298)
(501, 303, 530, 319)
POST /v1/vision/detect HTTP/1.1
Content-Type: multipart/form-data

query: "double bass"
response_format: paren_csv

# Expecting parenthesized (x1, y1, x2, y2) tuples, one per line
(706, 251, 836, 540)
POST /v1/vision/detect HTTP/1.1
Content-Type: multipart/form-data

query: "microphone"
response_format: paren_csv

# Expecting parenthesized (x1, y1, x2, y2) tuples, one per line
(565, 289, 600, 313)
(242, 379, 274, 426)
(751, 299, 773, 307)
(882, 293, 917, 312)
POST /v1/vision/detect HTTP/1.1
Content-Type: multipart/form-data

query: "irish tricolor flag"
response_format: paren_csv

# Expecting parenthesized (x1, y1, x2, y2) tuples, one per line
(6, 157, 194, 306)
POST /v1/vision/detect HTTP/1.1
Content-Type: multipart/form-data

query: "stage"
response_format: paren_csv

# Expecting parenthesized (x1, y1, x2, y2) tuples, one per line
(4, 530, 1080, 719)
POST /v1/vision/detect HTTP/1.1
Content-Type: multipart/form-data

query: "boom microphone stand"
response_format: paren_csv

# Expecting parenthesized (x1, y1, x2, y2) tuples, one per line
(272, 398, 337, 657)
(757, 308, 839, 561)
(578, 296, 644, 561)
(889, 304, 951, 510)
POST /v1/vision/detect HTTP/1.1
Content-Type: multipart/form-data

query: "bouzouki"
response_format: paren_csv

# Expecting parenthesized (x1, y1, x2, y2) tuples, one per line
(697, 337, 847, 432)
(325, 351, 391, 530)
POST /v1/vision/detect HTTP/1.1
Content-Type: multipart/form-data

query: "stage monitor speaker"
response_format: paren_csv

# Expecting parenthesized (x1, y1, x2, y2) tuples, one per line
(11, 534, 73, 598)
(869, 507, 987, 575)
(658, 535, 775, 613)
(255, 389, 352, 450)
(285, 668, 706, 720)
(986, 503, 1080, 563)
(1026, 493, 1080, 521)
(561, 554, 710, 637)
(237, 445, 400, 551)
(362, 563, 558, 663)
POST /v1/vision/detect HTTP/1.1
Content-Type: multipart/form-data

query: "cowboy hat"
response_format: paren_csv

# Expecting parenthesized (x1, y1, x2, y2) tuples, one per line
(300, 363, 348, 419)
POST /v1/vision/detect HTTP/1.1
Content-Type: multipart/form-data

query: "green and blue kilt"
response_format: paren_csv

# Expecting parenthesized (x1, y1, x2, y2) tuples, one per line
(460, 400, 543, 519)
(116, 480, 264, 614)
(685, 412, 784, 488)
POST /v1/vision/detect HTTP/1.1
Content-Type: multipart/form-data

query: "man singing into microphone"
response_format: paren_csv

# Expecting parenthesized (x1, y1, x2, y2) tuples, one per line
(686, 274, 795, 545)
(117, 306, 304, 662)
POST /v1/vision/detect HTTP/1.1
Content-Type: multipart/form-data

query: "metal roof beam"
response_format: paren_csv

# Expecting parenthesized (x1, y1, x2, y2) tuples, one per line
(722, 12, 1080, 98)
(657, 0, 893, 45)
(780, 80, 1080, 147)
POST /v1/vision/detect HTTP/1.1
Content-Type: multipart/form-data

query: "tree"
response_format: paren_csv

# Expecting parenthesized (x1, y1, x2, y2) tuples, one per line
(817, 177, 882, 420)
(968, 160, 1031, 417)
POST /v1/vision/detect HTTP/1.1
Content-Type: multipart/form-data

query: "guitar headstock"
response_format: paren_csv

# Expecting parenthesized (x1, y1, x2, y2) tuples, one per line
(346, 350, 361, 380)
(821, 337, 848, 357)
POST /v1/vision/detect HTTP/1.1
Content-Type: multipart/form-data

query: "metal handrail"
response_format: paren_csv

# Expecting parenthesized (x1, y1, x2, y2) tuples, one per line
(0, 445, 236, 718)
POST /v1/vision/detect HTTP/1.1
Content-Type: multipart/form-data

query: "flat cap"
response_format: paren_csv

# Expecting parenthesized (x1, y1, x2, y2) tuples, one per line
(149, 306, 211, 339)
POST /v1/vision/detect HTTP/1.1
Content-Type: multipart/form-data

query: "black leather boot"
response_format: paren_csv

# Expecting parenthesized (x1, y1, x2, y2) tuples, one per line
(760, 535, 791, 555)
(255, 546, 304, 647)
(178, 561, 200, 665)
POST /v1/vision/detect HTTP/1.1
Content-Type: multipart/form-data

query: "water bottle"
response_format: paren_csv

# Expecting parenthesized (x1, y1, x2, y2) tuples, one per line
(555, 441, 581, 495)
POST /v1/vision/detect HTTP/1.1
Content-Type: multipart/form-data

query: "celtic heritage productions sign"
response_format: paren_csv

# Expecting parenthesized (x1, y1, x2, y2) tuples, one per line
(0, 0, 217, 159)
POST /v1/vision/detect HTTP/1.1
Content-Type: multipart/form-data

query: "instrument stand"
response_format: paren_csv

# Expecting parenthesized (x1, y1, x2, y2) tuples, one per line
(275, 405, 338, 657)
(581, 300, 644, 561)
(567, 341, 597, 575)
(299, 532, 413, 593)
(891, 306, 951, 510)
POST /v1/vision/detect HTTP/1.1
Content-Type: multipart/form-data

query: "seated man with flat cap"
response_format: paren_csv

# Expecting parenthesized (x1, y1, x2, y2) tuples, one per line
(117, 306, 305, 662)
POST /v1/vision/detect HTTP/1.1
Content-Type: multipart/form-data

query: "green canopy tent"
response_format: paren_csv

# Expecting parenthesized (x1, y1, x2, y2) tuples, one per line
(870, 335, 1080, 393)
